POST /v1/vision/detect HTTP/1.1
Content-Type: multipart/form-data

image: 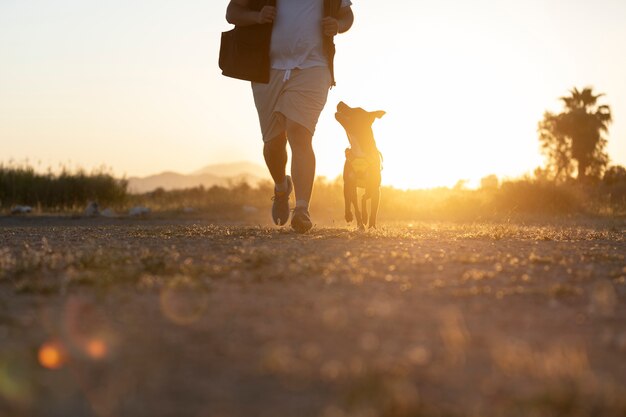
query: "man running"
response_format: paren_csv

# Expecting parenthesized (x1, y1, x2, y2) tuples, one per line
(226, 0, 354, 233)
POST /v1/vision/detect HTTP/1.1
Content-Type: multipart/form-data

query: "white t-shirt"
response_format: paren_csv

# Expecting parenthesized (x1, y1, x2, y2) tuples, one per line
(270, 0, 352, 70)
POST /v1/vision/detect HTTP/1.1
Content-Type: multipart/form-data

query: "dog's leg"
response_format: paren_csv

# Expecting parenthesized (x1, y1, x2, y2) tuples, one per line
(361, 193, 369, 228)
(352, 189, 363, 229)
(369, 188, 380, 229)
(344, 162, 360, 226)
(343, 181, 353, 223)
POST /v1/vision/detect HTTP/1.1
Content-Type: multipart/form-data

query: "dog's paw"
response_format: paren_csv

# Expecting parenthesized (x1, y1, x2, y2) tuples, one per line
(345, 212, 353, 223)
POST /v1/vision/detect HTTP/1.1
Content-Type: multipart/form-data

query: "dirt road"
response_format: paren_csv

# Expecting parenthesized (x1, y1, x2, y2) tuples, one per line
(0, 216, 625, 416)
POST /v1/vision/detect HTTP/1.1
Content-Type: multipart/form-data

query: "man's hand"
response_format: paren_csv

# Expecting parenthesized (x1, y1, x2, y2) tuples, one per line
(227, 1, 275, 26)
(257, 6, 276, 24)
(322, 16, 339, 36)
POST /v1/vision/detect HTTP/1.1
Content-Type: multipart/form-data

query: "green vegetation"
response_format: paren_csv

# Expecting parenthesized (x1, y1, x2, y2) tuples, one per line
(129, 175, 626, 221)
(2, 163, 625, 219)
(0, 163, 128, 210)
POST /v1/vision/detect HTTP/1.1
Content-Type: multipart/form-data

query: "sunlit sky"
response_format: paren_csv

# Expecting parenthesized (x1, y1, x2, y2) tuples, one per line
(1, 0, 625, 189)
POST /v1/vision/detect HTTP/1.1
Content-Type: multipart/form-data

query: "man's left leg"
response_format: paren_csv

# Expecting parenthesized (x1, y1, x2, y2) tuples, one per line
(286, 118, 315, 233)
(286, 119, 315, 206)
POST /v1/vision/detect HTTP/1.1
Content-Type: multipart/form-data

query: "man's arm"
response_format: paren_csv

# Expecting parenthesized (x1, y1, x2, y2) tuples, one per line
(226, 0, 276, 26)
(337, 6, 354, 34)
(322, 6, 354, 36)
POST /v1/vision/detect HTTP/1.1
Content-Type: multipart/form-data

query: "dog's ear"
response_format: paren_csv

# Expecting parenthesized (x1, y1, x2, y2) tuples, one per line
(372, 111, 386, 119)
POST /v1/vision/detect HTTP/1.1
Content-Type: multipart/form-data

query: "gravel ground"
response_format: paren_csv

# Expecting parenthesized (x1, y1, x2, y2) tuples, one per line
(0, 216, 625, 417)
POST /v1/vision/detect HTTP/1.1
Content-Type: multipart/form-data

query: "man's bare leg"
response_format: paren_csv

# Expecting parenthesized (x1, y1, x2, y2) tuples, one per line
(263, 132, 288, 186)
(285, 119, 315, 207)
(264, 132, 293, 225)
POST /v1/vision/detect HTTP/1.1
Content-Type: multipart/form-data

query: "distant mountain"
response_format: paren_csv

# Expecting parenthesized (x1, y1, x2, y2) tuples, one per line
(127, 162, 269, 193)
(192, 161, 268, 178)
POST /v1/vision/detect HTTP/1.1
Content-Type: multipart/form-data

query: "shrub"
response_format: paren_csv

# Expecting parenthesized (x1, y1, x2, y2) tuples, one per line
(0, 164, 128, 210)
(494, 180, 584, 215)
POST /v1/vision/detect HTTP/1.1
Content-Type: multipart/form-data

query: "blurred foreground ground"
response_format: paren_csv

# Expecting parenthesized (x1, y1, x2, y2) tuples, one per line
(0, 216, 625, 417)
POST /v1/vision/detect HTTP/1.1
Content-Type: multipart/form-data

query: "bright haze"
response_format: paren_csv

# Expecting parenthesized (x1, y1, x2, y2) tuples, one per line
(1, 0, 625, 189)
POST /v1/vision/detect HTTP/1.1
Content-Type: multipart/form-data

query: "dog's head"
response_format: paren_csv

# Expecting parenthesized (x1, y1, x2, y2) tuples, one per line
(335, 101, 385, 153)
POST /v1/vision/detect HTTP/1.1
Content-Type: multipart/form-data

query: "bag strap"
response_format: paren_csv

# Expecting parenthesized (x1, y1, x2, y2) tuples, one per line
(248, 0, 275, 11)
(324, 0, 341, 17)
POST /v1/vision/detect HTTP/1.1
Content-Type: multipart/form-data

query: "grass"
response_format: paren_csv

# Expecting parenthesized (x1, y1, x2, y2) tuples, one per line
(2, 163, 626, 220)
(0, 163, 127, 210)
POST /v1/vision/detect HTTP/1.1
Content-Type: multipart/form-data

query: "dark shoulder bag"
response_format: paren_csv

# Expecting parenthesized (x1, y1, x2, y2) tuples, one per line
(219, 0, 276, 84)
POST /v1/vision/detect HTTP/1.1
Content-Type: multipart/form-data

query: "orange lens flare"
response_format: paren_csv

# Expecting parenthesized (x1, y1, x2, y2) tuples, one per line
(86, 339, 108, 360)
(38, 341, 66, 370)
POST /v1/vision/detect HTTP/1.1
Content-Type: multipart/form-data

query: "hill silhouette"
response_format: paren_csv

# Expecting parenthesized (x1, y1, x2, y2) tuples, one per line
(191, 161, 268, 178)
(127, 161, 269, 193)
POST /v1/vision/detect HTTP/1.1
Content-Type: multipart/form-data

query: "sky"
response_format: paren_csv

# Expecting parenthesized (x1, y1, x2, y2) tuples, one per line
(1, 0, 625, 189)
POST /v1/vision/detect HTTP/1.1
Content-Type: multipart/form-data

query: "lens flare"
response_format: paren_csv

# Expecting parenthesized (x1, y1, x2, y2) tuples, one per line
(86, 339, 108, 360)
(62, 296, 116, 360)
(0, 355, 34, 407)
(38, 340, 67, 370)
(159, 275, 208, 326)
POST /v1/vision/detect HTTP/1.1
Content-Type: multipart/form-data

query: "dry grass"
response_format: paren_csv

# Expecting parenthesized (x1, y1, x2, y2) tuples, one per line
(3, 162, 626, 220)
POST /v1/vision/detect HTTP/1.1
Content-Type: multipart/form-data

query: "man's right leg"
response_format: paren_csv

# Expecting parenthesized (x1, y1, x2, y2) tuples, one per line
(264, 132, 293, 225)
(263, 132, 288, 186)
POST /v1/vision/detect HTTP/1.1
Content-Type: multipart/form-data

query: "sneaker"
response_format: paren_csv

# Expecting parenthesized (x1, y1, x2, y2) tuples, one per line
(291, 206, 313, 234)
(271, 175, 293, 226)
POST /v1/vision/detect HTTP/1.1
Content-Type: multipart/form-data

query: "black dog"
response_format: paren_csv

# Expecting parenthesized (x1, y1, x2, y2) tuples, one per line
(335, 102, 386, 229)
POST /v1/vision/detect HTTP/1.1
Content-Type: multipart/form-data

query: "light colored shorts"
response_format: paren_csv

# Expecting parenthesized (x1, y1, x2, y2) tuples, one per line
(252, 66, 332, 142)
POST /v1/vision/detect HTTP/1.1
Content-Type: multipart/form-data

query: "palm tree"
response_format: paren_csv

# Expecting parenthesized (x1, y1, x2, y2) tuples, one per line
(538, 111, 574, 182)
(556, 87, 612, 180)
(538, 87, 612, 182)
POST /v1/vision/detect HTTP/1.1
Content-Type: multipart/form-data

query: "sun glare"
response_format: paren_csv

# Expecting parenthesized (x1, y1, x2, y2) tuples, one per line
(319, 70, 545, 190)
(314, 3, 551, 190)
